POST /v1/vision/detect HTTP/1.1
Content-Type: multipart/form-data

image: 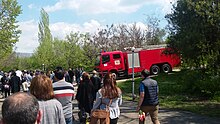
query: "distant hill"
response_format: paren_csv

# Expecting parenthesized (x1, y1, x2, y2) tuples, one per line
(16, 52, 33, 58)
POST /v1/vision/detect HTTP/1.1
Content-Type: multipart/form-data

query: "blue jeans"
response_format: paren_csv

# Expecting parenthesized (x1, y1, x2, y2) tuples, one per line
(65, 117, 72, 124)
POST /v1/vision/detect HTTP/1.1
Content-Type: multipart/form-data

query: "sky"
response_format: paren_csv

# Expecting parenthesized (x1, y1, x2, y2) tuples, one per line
(15, 0, 175, 53)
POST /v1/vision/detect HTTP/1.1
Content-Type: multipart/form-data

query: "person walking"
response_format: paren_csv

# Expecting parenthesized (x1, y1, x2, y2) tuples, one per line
(76, 72, 95, 114)
(75, 68, 80, 85)
(9, 71, 21, 93)
(2, 92, 42, 124)
(136, 69, 160, 124)
(53, 66, 75, 124)
(30, 75, 66, 124)
(92, 72, 122, 124)
(68, 68, 74, 83)
(90, 70, 102, 97)
(1, 73, 10, 98)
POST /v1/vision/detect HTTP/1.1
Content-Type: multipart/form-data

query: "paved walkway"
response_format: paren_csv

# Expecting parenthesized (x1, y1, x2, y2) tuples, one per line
(72, 100, 220, 124)
(0, 96, 220, 124)
(0, 90, 220, 124)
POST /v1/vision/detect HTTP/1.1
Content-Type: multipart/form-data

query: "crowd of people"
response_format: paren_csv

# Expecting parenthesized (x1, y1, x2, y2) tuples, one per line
(0, 67, 160, 124)
(0, 67, 124, 124)
(0, 67, 84, 98)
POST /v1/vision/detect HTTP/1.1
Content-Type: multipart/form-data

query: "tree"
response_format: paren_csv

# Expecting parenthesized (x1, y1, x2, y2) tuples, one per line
(115, 23, 145, 49)
(0, 0, 22, 67)
(65, 32, 86, 68)
(166, 0, 220, 97)
(166, 0, 220, 72)
(81, 33, 100, 70)
(35, 8, 54, 70)
(92, 20, 166, 53)
(143, 15, 167, 45)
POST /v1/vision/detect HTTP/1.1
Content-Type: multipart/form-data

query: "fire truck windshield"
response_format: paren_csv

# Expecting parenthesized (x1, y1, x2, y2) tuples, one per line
(102, 54, 110, 64)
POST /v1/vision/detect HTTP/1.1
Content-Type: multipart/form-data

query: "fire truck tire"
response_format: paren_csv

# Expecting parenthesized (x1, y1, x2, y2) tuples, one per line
(150, 65, 160, 75)
(162, 64, 171, 73)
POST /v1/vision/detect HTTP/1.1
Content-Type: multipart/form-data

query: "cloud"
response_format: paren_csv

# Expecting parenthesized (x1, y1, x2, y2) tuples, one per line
(83, 20, 102, 33)
(43, 0, 175, 14)
(16, 19, 103, 53)
(16, 20, 39, 53)
(16, 19, 148, 53)
(50, 20, 102, 39)
(50, 22, 81, 39)
(44, 0, 79, 12)
(28, 4, 37, 9)
(159, 0, 176, 14)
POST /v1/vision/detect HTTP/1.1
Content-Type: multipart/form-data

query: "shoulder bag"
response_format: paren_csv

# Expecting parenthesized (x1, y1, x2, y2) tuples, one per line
(90, 98, 112, 124)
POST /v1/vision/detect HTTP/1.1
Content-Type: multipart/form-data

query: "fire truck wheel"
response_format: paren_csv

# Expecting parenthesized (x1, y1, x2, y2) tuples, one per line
(162, 64, 171, 73)
(150, 65, 160, 75)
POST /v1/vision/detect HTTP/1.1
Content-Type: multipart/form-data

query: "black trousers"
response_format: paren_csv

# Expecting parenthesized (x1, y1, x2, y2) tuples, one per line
(110, 117, 118, 124)
(4, 89, 10, 98)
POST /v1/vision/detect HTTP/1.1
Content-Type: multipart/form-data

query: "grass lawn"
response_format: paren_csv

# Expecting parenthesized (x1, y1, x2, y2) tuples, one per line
(117, 70, 220, 117)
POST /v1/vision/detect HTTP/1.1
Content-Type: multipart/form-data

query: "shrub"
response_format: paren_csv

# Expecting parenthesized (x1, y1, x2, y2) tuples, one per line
(182, 69, 220, 98)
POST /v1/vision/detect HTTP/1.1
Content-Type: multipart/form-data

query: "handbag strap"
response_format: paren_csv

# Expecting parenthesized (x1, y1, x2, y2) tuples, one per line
(106, 99, 112, 110)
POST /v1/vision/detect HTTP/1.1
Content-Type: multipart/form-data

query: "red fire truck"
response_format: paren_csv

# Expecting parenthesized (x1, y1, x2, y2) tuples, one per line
(95, 45, 181, 78)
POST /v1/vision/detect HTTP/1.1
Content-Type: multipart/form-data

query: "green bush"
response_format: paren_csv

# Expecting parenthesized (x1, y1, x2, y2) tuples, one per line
(181, 69, 220, 98)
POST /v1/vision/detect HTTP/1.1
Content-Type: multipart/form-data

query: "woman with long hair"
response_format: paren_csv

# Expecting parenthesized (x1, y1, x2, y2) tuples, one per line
(30, 75, 65, 124)
(92, 72, 122, 124)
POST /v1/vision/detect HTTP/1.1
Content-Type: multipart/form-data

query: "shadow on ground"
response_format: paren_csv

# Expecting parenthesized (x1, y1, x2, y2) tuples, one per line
(72, 100, 220, 124)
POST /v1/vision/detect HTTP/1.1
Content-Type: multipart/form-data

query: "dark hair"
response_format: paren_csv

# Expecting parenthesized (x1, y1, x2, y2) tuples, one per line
(54, 66, 65, 80)
(141, 69, 150, 78)
(11, 71, 17, 76)
(2, 92, 39, 124)
(30, 75, 55, 100)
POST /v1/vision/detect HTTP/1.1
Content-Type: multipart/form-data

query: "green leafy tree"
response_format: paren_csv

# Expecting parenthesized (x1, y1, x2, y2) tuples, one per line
(0, 0, 22, 68)
(65, 32, 85, 68)
(166, 0, 220, 97)
(35, 8, 54, 70)
(166, 0, 220, 72)
(81, 33, 99, 70)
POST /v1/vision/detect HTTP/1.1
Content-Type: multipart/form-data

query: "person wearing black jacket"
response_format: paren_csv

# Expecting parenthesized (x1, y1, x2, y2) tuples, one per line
(90, 70, 102, 98)
(9, 71, 21, 93)
(76, 72, 95, 114)
(1, 73, 10, 98)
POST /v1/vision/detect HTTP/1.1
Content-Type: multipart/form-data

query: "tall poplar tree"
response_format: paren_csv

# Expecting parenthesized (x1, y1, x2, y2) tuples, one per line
(35, 8, 54, 70)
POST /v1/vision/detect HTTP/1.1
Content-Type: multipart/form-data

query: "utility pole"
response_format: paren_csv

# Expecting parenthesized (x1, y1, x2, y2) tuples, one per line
(131, 47, 135, 101)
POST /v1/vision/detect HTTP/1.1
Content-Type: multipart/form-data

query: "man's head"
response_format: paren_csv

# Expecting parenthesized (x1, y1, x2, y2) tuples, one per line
(54, 66, 65, 80)
(92, 70, 98, 75)
(2, 92, 41, 124)
(141, 69, 150, 78)
(11, 71, 17, 76)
